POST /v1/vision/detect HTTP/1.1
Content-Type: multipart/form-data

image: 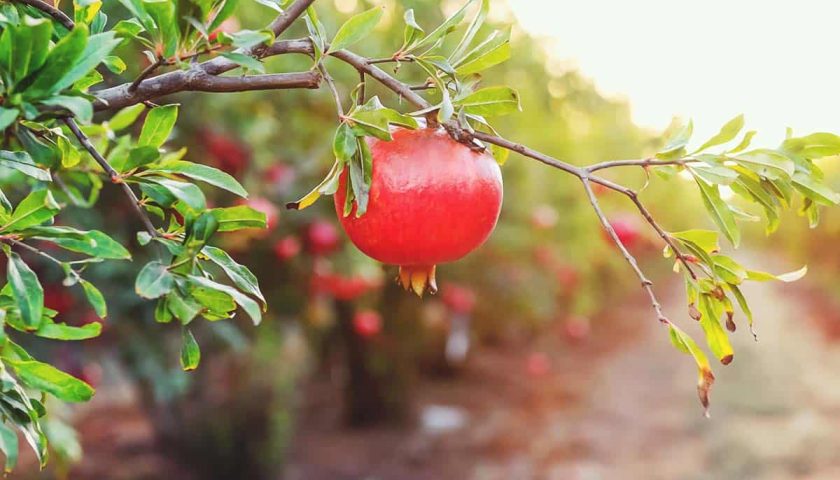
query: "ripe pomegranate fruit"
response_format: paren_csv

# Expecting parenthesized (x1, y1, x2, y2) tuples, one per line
(305, 220, 340, 256)
(441, 284, 477, 315)
(334, 127, 503, 295)
(604, 215, 640, 248)
(352, 310, 382, 338)
(273, 235, 301, 261)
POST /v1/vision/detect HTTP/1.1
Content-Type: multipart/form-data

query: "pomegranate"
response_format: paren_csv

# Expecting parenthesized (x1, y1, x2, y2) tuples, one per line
(352, 310, 382, 338)
(525, 352, 551, 378)
(273, 235, 301, 261)
(200, 129, 250, 178)
(605, 215, 640, 248)
(441, 284, 477, 315)
(334, 127, 503, 295)
(305, 220, 340, 256)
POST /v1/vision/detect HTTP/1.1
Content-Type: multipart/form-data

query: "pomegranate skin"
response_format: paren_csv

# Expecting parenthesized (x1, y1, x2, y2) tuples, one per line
(334, 127, 503, 267)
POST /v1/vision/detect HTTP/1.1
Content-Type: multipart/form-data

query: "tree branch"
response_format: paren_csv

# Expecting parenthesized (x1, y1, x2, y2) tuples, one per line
(62, 118, 159, 238)
(14, 0, 74, 30)
(266, 0, 317, 38)
(586, 157, 696, 172)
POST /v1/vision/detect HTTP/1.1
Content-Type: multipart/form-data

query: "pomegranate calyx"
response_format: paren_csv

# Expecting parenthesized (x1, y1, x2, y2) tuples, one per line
(398, 265, 438, 297)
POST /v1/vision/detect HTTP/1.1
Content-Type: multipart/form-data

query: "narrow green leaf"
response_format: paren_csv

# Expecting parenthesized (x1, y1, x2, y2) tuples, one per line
(209, 205, 267, 231)
(35, 320, 101, 341)
(9, 360, 93, 402)
(668, 323, 715, 415)
(671, 229, 720, 253)
(5, 252, 43, 330)
(22, 26, 88, 98)
(656, 120, 693, 160)
(0, 151, 51, 182)
(38, 95, 93, 123)
(327, 6, 383, 53)
(153, 160, 248, 197)
(28, 226, 131, 260)
(187, 275, 261, 325)
(202, 246, 265, 307)
(143, 177, 206, 210)
(135, 260, 174, 299)
(285, 161, 344, 211)
(698, 295, 734, 366)
(692, 114, 744, 153)
(694, 176, 740, 247)
(219, 52, 265, 73)
(410, 0, 473, 53)
(80, 279, 107, 317)
(732, 149, 795, 179)
(454, 86, 520, 117)
(180, 329, 200, 371)
(0, 108, 19, 131)
(107, 103, 145, 131)
(0, 421, 18, 473)
(138, 104, 178, 148)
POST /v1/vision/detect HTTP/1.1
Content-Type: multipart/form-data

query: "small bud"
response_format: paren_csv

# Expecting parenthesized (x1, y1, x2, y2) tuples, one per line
(688, 303, 702, 321)
(725, 312, 736, 332)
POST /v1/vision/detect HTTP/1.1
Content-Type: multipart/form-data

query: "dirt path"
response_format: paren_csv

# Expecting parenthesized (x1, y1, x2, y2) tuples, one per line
(286, 271, 840, 480)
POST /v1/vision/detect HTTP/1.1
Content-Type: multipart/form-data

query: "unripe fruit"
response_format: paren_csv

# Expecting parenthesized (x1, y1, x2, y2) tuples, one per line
(334, 127, 503, 295)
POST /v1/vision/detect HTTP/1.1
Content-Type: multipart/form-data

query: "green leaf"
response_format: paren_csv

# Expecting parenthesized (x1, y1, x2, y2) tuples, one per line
(692, 114, 744, 153)
(143, 0, 179, 57)
(209, 205, 267, 231)
(219, 52, 265, 73)
(454, 40, 510, 76)
(0, 151, 51, 182)
(746, 265, 807, 283)
(400, 9, 424, 50)
(107, 104, 145, 131)
(791, 172, 840, 205)
(187, 275, 262, 325)
(27, 226, 131, 260)
(208, 0, 239, 31)
(138, 104, 178, 148)
(9, 360, 93, 402)
(5, 252, 43, 330)
(202, 246, 266, 307)
(711, 254, 747, 284)
(327, 6, 383, 53)
(220, 29, 274, 49)
(450, 0, 489, 62)
(152, 160, 248, 197)
(56, 31, 119, 91)
(656, 120, 692, 160)
(668, 323, 715, 415)
(22, 26, 88, 99)
(698, 295, 734, 366)
(671, 229, 720, 253)
(694, 176, 740, 247)
(180, 329, 200, 371)
(732, 149, 794, 179)
(143, 177, 206, 210)
(80, 279, 107, 317)
(728, 130, 757, 154)
(726, 283, 754, 336)
(38, 95, 92, 123)
(349, 137, 372, 216)
(333, 123, 357, 164)
(688, 163, 738, 186)
(35, 320, 101, 341)
(135, 260, 174, 299)
(410, 0, 473, 53)
(2, 190, 60, 233)
(0, 108, 18, 131)
(0, 421, 18, 473)
(782, 132, 840, 159)
(454, 86, 520, 117)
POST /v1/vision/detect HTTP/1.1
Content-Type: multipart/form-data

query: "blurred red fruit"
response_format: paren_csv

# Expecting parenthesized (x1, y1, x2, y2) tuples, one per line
(605, 216, 640, 248)
(352, 310, 382, 338)
(555, 264, 580, 292)
(273, 235, 301, 261)
(243, 197, 279, 231)
(305, 220, 340, 256)
(44, 285, 75, 313)
(200, 129, 250, 178)
(264, 163, 297, 196)
(563, 315, 591, 342)
(442, 284, 477, 314)
(311, 272, 381, 301)
(530, 204, 559, 230)
(526, 352, 551, 378)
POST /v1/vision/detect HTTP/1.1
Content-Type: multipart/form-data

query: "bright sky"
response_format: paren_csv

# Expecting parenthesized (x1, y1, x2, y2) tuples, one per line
(507, 0, 840, 144)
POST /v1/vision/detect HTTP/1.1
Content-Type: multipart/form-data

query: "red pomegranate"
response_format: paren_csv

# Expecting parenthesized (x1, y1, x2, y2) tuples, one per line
(242, 197, 278, 231)
(441, 284, 477, 315)
(273, 235, 301, 261)
(352, 310, 382, 338)
(605, 215, 640, 248)
(525, 352, 551, 378)
(334, 127, 503, 295)
(305, 220, 340, 256)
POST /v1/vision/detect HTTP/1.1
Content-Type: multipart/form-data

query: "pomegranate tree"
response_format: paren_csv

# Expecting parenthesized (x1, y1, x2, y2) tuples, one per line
(334, 127, 503, 296)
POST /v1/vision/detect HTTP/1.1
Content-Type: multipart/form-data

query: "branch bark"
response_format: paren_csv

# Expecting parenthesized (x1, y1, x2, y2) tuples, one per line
(63, 118, 159, 238)
(14, 0, 74, 30)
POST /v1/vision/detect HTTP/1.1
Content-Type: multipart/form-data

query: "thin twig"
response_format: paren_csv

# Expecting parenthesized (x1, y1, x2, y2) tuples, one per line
(128, 57, 164, 93)
(15, 0, 74, 30)
(317, 63, 345, 119)
(586, 157, 697, 172)
(581, 177, 670, 324)
(62, 118, 159, 238)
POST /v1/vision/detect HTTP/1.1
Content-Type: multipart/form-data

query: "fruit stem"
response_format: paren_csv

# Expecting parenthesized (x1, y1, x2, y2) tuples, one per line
(398, 265, 437, 297)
